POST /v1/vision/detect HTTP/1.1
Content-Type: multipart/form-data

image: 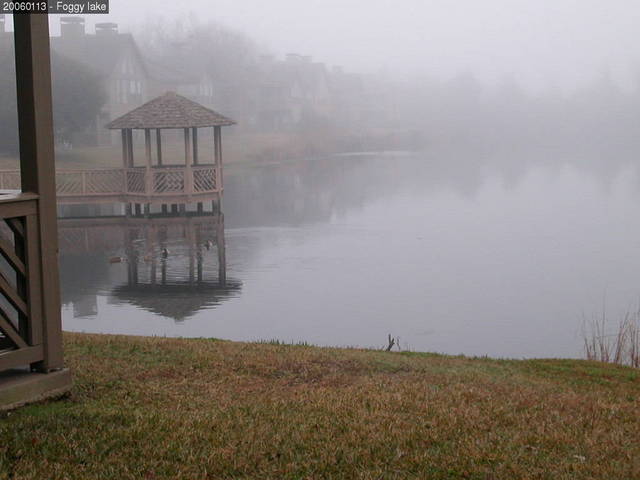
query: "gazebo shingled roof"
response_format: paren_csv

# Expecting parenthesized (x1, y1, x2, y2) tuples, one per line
(106, 92, 235, 130)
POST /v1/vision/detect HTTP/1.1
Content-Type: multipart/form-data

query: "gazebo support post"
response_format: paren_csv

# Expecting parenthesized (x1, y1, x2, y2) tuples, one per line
(184, 128, 193, 199)
(126, 129, 134, 166)
(144, 128, 152, 208)
(156, 129, 162, 166)
(121, 130, 128, 168)
(192, 128, 198, 165)
(214, 126, 223, 211)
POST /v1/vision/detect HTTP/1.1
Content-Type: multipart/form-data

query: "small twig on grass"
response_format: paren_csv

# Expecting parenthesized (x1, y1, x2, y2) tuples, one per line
(385, 334, 395, 351)
(385, 334, 401, 352)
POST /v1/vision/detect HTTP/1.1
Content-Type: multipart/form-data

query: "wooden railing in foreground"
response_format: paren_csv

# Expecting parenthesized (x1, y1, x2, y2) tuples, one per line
(0, 193, 45, 370)
(0, 165, 220, 203)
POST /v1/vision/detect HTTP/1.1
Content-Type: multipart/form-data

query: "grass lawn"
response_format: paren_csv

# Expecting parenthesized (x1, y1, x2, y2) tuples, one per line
(1, 333, 639, 479)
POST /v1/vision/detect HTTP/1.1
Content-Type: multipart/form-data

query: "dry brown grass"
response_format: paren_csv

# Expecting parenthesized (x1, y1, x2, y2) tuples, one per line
(583, 309, 640, 368)
(1, 333, 639, 479)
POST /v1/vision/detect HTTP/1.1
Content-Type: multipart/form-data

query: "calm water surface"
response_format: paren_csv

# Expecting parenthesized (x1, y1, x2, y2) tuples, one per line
(61, 153, 640, 358)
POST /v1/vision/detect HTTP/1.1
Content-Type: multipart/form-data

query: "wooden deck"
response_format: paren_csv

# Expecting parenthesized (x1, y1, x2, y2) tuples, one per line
(0, 165, 222, 204)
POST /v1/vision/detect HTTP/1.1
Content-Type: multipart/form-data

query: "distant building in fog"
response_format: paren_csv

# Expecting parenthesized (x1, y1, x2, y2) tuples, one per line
(36, 17, 374, 144)
(50, 17, 226, 146)
(246, 53, 337, 132)
(50, 17, 150, 145)
(145, 59, 217, 109)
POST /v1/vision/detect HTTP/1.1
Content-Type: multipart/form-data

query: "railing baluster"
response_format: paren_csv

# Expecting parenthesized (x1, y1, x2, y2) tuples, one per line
(24, 214, 42, 346)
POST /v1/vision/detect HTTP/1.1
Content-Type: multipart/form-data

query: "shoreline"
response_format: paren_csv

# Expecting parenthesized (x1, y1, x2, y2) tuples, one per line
(1, 332, 638, 478)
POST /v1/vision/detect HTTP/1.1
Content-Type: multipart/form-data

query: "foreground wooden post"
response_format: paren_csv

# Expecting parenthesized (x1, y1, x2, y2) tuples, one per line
(14, 14, 63, 372)
(0, 13, 72, 410)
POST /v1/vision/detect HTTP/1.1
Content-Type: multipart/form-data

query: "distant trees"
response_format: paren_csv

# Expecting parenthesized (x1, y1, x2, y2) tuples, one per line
(138, 16, 260, 86)
(135, 16, 640, 157)
(50, 52, 107, 145)
(137, 16, 263, 128)
(0, 42, 106, 155)
(392, 70, 640, 155)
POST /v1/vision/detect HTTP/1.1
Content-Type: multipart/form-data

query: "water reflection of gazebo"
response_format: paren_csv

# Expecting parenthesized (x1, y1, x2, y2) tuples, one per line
(111, 282, 242, 322)
(118, 212, 236, 322)
(58, 212, 241, 322)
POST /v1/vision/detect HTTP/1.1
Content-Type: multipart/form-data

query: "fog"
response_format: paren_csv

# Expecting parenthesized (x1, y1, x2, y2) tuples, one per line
(1, 1, 638, 158)
(27, 1, 640, 159)
(46, 0, 640, 91)
(3, 1, 640, 358)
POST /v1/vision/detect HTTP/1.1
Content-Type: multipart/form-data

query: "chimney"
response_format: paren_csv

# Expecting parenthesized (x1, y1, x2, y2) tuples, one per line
(286, 53, 303, 63)
(60, 17, 85, 39)
(95, 22, 118, 35)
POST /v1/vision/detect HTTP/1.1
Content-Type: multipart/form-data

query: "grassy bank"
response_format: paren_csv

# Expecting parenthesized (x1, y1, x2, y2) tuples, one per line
(1, 333, 639, 479)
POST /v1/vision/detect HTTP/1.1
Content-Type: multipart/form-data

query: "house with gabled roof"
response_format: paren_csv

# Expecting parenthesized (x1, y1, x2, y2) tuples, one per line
(50, 17, 151, 145)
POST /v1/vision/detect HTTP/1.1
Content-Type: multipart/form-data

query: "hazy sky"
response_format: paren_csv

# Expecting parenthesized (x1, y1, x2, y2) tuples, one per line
(42, 0, 640, 91)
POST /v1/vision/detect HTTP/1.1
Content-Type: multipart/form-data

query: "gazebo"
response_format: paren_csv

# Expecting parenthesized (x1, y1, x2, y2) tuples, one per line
(106, 92, 235, 212)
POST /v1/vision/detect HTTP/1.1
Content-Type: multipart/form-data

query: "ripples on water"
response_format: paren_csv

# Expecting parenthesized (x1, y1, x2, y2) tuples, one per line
(61, 153, 640, 359)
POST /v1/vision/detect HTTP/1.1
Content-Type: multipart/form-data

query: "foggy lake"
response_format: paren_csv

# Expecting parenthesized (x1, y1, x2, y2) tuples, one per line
(59, 153, 640, 359)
